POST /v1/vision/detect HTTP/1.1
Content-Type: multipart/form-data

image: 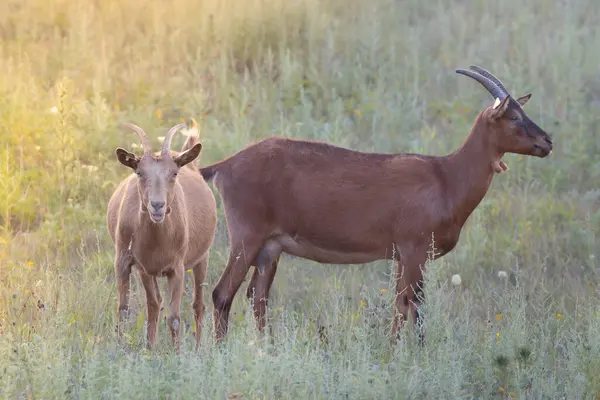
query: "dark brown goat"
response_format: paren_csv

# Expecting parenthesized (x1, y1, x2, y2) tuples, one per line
(107, 121, 217, 350)
(200, 66, 553, 343)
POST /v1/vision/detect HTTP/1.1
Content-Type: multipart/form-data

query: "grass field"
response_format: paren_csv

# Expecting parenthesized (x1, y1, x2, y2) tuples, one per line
(1, 0, 600, 398)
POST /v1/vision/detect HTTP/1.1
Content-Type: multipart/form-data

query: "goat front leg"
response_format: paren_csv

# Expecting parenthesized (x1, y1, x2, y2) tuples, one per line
(390, 246, 427, 345)
(192, 256, 209, 348)
(138, 268, 162, 349)
(166, 265, 185, 352)
(114, 246, 134, 342)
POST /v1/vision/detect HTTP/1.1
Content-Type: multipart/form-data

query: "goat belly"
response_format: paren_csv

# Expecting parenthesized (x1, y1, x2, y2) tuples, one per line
(276, 234, 382, 265)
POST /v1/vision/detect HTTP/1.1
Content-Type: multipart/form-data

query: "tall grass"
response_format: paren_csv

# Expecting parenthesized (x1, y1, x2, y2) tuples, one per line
(1, 0, 599, 398)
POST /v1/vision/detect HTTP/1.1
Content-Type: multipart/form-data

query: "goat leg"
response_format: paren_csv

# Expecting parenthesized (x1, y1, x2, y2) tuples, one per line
(166, 266, 185, 352)
(138, 269, 162, 349)
(254, 239, 282, 275)
(192, 256, 209, 349)
(114, 247, 133, 342)
(246, 255, 280, 335)
(390, 248, 427, 345)
(212, 239, 262, 342)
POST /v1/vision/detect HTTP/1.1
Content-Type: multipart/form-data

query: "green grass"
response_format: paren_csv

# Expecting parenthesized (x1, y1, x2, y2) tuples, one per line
(1, 0, 600, 398)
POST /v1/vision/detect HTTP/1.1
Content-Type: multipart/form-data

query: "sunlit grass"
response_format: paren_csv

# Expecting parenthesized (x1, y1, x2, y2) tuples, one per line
(1, 0, 600, 398)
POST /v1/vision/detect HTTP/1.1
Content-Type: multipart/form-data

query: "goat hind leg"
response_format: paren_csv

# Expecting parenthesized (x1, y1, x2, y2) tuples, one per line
(153, 276, 163, 312)
(191, 256, 208, 348)
(212, 239, 263, 342)
(138, 269, 162, 349)
(246, 254, 280, 335)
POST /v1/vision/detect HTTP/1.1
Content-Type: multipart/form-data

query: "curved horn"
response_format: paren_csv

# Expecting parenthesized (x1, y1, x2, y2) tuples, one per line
(468, 65, 509, 96)
(123, 123, 151, 155)
(161, 123, 186, 156)
(456, 68, 507, 100)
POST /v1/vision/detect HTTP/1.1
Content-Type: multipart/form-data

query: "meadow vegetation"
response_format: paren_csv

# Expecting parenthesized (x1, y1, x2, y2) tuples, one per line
(1, 0, 600, 398)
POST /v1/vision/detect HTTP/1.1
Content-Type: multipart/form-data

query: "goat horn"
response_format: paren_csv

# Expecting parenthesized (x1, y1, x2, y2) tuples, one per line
(468, 65, 509, 96)
(123, 123, 152, 156)
(455, 68, 507, 101)
(162, 123, 186, 156)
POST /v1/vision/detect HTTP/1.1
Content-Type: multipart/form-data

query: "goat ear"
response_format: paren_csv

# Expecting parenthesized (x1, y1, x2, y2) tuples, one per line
(173, 142, 202, 167)
(488, 96, 510, 120)
(516, 93, 532, 107)
(115, 148, 139, 170)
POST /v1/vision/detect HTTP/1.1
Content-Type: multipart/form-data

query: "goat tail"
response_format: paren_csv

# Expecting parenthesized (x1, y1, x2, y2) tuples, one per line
(199, 163, 219, 182)
(180, 118, 201, 153)
(180, 134, 199, 153)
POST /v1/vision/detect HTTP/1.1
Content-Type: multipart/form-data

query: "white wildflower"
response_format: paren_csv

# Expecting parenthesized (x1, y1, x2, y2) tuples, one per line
(82, 164, 99, 173)
(157, 136, 165, 142)
(497, 270, 508, 279)
(49, 106, 59, 114)
(451, 274, 462, 286)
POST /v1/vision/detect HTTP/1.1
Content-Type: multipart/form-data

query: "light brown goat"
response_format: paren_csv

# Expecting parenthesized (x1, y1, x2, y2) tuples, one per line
(200, 66, 554, 343)
(107, 121, 217, 350)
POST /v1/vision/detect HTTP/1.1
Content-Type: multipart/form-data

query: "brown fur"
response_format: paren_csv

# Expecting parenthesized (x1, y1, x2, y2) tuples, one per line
(107, 122, 217, 351)
(201, 67, 554, 343)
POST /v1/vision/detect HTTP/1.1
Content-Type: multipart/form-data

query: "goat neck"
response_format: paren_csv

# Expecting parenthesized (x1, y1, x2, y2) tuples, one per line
(443, 113, 502, 226)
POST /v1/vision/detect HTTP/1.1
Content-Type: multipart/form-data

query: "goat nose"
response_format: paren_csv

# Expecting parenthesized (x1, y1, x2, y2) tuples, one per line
(151, 201, 165, 210)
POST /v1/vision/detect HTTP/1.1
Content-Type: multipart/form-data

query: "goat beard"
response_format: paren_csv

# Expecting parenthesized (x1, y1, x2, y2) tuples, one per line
(492, 160, 509, 174)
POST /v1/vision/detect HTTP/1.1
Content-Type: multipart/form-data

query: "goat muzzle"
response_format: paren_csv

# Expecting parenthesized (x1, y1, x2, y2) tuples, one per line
(139, 204, 171, 216)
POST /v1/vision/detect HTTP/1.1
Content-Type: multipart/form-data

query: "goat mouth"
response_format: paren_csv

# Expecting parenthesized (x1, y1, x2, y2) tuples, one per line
(539, 148, 552, 157)
(149, 212, 166, 223)
(533, 145, 552, 158)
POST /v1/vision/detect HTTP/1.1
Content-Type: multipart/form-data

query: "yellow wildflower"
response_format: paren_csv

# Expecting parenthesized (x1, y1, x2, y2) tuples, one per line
(495, 313, 503, 321)
(359, 299, 367, 308)
(27, 261, 34, 267)
(556, 313, 562, 319)
(156, 108, 163, 121)
(380, 288, 388, 293)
